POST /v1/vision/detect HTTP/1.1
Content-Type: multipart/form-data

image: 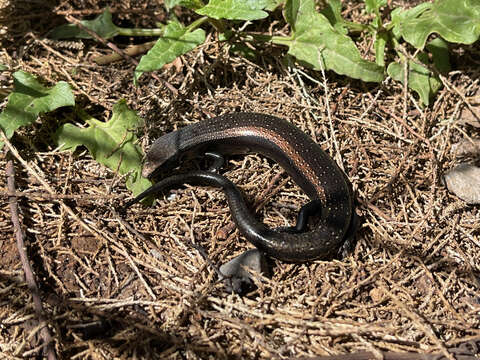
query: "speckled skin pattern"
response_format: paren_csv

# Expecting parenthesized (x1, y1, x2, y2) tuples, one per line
(140, 112, 354, 262)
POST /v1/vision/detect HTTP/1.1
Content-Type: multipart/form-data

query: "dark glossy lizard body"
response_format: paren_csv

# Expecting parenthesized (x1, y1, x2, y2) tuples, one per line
(124, 112, 355, 262)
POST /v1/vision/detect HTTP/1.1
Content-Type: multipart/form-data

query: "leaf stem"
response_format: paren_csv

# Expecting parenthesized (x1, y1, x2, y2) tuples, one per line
(240, 32, 293, 45)
(342, 21, 373, 33)
(116, 27, 164, 37)
(271, 35, 294, 46)
(209, 18, 227, 33)
(112, 16, 208, 38)
(186, 16, 209, 32)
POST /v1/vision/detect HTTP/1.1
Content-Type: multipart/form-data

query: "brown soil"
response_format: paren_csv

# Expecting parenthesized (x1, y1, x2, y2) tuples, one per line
(1, 1, 479, 359)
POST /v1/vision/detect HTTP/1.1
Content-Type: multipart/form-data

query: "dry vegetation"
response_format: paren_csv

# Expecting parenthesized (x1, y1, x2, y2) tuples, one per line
(1, 0, 479, 359)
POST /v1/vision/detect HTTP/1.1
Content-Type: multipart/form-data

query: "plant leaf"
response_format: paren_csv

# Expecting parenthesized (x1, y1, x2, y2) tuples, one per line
(165, 0, 204, 10)
(426, 37, 450, 74)
(320, 0, 348, 35)
(0, 71, 75, 149)
(49, 8, 120, 39)
(387, 36, 451, 106)
(264, 0, 283, 12)
(196, 0, 270, 20)
(374, 31, 388, 66)
(365, 0, 387, 14)
(283, 0, 384, 82)
(390, 4, 429, 40)
(387, 55, 441, 106)
(55, 100, 152, 197)
(134, 21, 205, 82)
(283, 0, 300, 31)
(393, 0, 480, 49)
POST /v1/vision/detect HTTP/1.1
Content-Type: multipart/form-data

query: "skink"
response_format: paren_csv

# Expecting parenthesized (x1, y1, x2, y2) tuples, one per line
(124, 112, 355, 262)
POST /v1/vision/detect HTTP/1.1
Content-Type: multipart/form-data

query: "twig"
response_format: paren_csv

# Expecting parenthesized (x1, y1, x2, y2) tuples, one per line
(317, 49, 341, 168)
(6, 160, 57, 360)
(93, 41, 157, 65)
(187, 239, 223, 278)
(1, 131, 158, 302)
(387, 290, 456, 360)
(0, 190, 122, 201)
(254, 172, 289, 211)
(64, 15, 178, 96)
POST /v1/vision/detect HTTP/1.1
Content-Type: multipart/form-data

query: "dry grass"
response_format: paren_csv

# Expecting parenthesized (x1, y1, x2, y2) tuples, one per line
(1, 0, 479, 359)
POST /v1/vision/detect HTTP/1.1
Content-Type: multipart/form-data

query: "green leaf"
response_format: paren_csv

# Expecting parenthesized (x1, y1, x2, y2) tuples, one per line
(283, 0, 384, 83)
(374, 31, 388, 67)
(365, 0, 386, 14)
(0, 71, 75, 150)
(55, 100, 152, 197)
(264, 0, 283, 12)
(426, 37, 450, 74)
(165, 0, 204, 10)
(393, 0, 480, 49)
(283, 0, 300, 31)
(134, 21, 205, 82)
(0, 64, 7, 71)
(165, 0, 180, 9)
(387, 37, 450, 106)
(196, 0, 270, 20)
(390, 4, 428, 40)
(320, 0, 348, 35)
(49, 8, 120, 39)
(219, 30, 234, 41)
(387, 55, 441, 106)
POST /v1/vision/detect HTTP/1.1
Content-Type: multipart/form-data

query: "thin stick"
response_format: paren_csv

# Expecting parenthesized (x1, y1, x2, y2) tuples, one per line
(317, 49, 342, 168)
(64, 15, 178, 96)
(1, 131, 157, 302)
(93, 41, 157, 65)
(0, 190, 122, 201)
(6, 160, 57, 360)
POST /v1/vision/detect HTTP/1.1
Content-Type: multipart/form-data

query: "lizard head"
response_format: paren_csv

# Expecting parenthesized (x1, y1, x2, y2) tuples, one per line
(142, 131, 181, 178)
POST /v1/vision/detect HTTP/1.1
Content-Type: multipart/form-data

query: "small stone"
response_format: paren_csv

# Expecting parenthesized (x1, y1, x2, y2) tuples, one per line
(443, 163, 480, 204)
(219, 249, 268, 294)
(451, 139, 480, 157)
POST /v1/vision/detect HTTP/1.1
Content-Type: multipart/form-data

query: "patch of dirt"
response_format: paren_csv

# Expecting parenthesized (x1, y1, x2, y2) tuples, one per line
(0, 231, 19, 269)
(1, 0, 480, 359)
